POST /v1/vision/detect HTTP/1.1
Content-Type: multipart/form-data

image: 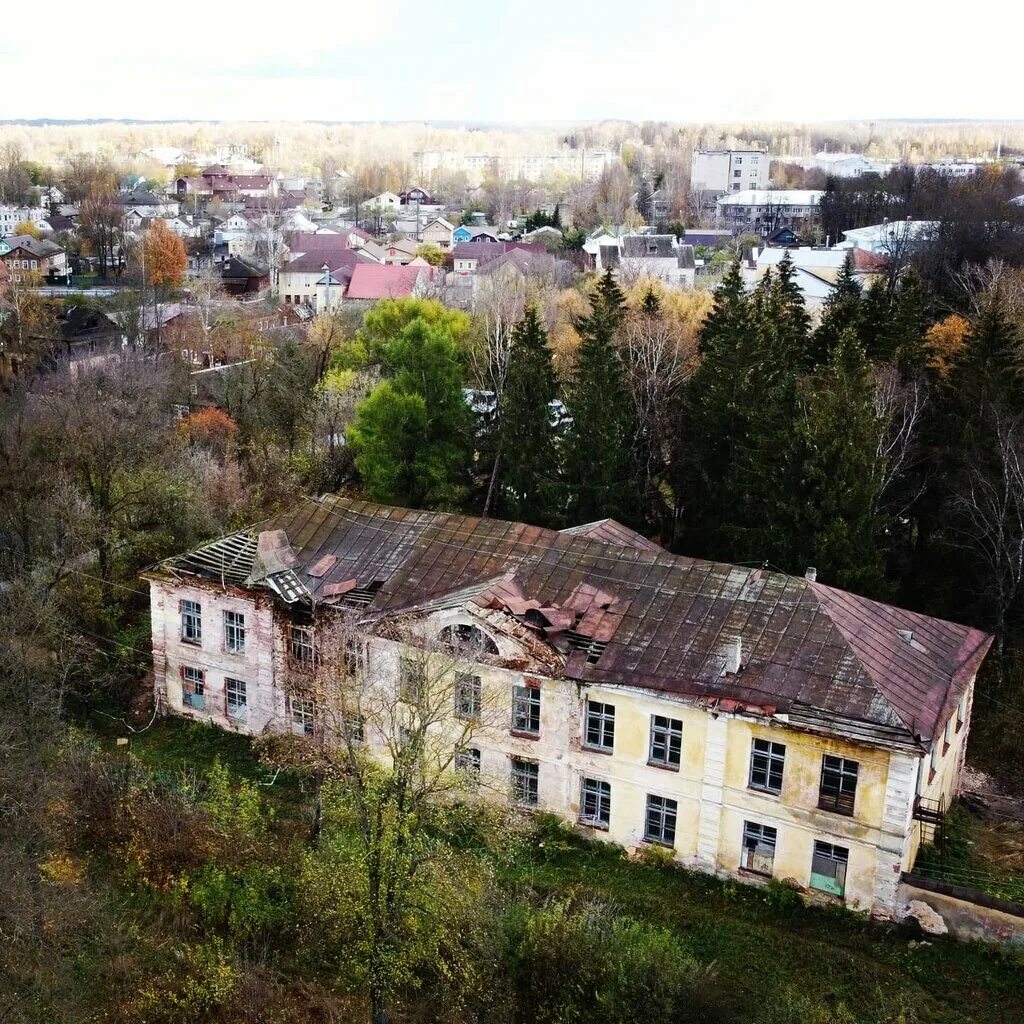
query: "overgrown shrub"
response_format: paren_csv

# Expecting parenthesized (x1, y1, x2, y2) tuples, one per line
(500, 898, 722, 1024)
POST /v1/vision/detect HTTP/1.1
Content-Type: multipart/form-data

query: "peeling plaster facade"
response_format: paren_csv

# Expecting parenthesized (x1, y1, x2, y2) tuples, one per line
(148, 578, 975, 917)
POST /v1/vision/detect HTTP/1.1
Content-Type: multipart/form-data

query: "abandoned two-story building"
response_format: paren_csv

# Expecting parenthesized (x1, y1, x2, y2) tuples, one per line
(143, 496, 991, 916)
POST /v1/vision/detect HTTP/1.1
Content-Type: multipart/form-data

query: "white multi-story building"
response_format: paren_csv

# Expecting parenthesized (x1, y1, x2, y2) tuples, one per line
(144, 496, 990, 919)
(0, 204, 49, 237)
(716, 189, 823, 233)
(691, 148, 770, 193)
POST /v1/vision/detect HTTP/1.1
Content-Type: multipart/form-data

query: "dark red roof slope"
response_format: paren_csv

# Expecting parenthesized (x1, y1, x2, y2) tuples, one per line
(158, 496, 991, 745)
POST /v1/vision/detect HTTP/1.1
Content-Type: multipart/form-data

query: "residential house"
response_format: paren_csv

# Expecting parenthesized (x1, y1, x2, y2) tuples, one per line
(451, 241, 547, 278)
(836, 220, 938, 256)
(401, 187, 436, 206)
(452, 224, 501, 245)
(0, 204, 50, 237)
(420, 217, 456, 250)
(215, 212, 258, 255)
(119, 189, 181, 219)
(744, 247, 886, 308)
(145, 496, 991, 918)
(341, 262, 439, 302)
(613, 234, 695, 288)
(279, 245, 370, 307)
(0, 235, 68, 282)
(366, 191, 402, 213)
(218, 256, 269, 297)
(691, 148, 770, 193)
(716, 190, 824, 234)
(382, 237, 421, 265)
(521, 225, 563, 246)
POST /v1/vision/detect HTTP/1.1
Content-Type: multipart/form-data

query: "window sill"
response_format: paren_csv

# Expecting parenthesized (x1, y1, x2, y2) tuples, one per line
(642, 836, 675, 849)
(582, 744, 614, 756)
(738, 866, 773, 880)
(646, 759, 681, 772)
(748, 785, 782, 798)
(816, 801, 855, 818)
(510, 729, 540, 741)
(180, 637, 202, 647)
(579, 819, 610, 832)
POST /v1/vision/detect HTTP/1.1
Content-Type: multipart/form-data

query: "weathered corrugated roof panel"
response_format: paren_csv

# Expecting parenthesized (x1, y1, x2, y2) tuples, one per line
(156, 495, 992, 743)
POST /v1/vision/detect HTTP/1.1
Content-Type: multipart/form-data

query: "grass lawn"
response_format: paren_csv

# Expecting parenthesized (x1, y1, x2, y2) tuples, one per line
(115, 720, 1024, 1024)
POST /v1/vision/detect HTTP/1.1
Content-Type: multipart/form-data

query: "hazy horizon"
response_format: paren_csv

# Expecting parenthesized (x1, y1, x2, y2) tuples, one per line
(3, 0, 1020, 124)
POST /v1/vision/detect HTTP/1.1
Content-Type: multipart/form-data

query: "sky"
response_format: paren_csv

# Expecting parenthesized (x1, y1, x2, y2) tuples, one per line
(1, 0, 1021, 124)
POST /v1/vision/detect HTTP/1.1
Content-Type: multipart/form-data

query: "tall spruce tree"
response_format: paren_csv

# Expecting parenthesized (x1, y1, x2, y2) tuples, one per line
(562, 269, 634, 524)
(808, 251, 862, 367)
(858, 277, 893, 362)
(495, 307, 559, 523)
(680, 259, 760, 557)
(790, 331, 890, 595)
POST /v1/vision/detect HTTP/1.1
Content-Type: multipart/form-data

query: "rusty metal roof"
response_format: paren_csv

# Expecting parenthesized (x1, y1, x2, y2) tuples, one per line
(156, 496, 992, 745)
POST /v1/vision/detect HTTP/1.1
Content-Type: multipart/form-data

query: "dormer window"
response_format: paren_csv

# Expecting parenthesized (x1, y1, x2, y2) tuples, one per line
(437, 623, 499, 657)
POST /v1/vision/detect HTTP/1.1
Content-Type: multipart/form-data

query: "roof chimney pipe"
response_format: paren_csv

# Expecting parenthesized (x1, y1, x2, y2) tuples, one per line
(723, 637, 742, 675)
(805, 566, 817, 582)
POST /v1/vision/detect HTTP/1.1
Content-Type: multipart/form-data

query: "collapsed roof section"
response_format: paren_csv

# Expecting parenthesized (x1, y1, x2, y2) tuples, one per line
(150, 495, 992, 747)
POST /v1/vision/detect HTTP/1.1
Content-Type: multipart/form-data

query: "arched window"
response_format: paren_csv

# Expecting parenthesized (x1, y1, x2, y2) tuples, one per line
(437, 623, 499, 657)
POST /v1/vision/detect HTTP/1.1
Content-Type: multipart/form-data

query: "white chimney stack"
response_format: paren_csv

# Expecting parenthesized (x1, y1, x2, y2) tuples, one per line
(723, 637, 742, 675)
(805, 566, 817, 582)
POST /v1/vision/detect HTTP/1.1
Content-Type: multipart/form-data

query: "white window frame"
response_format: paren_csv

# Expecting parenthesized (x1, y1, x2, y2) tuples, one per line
(181, 665, 205, 709)
(180, 599, 202, 644)
(225, 677, 247, 718)
(644, 793, 677, 846)
(511, 757, 539, 806)
(580, 776, 611, 828)
(749, 738, 786, 794)
(649, 714, 683, 768)
(741, 820, 777, 876)
(454, 671, 482, 719)
(512, 682, 540, 735)
(818, 755, 858, 815)
(290, 624, 314, 664)
(223, 610, 246, 654)
(584, 699, 615, 752)
(289, 694, 316, 736)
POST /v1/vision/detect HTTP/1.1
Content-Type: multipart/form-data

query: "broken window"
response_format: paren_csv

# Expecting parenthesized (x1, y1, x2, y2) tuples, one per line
(224, 610, 246, 654)
(580, 777, 611, 828)
(644, 794, 677, 846)
(399, 656, 426, 704)
(584, 700, 615, 752)
(180, 599, 202, 644)
(818, 755, 858, 815)
(289, 695, 316, 736)
(649, 715, 683, 768)
(810, 841, 848, 897)
(511, 757, 539, 806)
(741, 821, 777, 876)
(512, 683, 541, 735)
(437, 623, 499, 657)
(455, 746, 481, 777)
(181, 666, 205, 709)
(344, 638, 362, 677)
(749, 738, 785, 794)
(454, 672, 482, 719)
(225, 677, 247, 718)
(290, 625, 314, 664)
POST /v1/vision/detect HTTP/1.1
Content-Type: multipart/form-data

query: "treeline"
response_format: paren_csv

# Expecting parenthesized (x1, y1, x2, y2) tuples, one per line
(333, 262, 1024, 784)
(816, 166, 1024, 303)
